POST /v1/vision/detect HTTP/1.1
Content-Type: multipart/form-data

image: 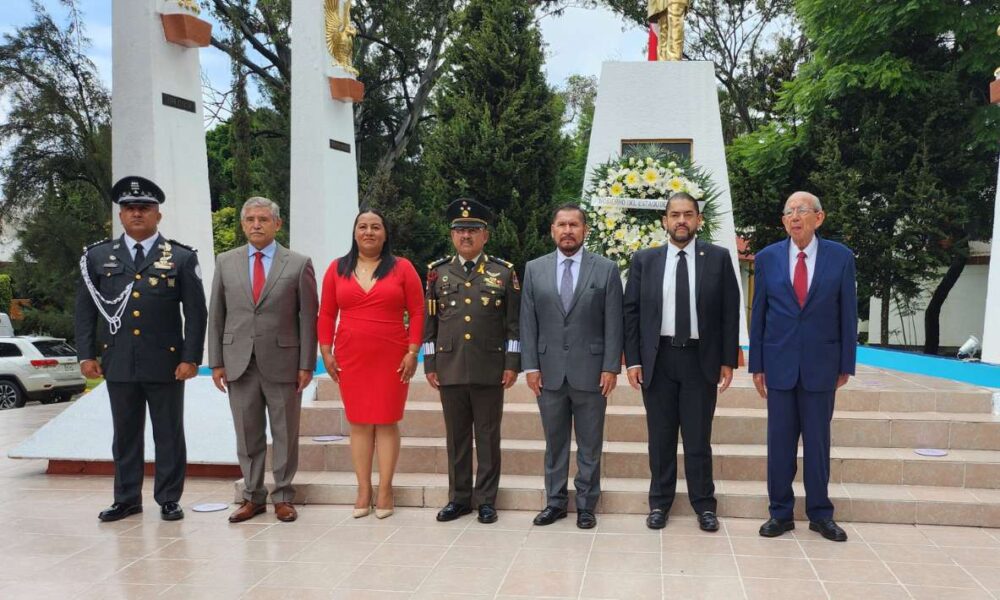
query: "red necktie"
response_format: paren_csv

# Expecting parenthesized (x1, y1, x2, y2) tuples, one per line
(793, 251, 808, 307)
(252, 251, 266, 303)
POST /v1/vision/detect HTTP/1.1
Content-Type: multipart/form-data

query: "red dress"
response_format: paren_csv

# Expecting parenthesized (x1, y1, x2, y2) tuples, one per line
(317, 257, 425, 424)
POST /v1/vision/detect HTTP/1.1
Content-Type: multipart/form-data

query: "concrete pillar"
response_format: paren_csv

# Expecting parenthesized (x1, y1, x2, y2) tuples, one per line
(289, 0, 361, 280)
(111, 0, 215, 286)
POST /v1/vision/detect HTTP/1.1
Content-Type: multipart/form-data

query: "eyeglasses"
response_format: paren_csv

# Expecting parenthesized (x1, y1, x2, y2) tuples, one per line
(782, 207, 819, 217)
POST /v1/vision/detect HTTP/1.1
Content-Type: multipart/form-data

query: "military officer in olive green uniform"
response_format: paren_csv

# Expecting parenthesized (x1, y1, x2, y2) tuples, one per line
(76, 175, 208, 523)
(424, 198, 521, 524)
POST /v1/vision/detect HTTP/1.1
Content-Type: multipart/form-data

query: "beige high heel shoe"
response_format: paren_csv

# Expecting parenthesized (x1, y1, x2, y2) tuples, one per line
(353, 488, 374, 518)
(374, 505, 394, 519)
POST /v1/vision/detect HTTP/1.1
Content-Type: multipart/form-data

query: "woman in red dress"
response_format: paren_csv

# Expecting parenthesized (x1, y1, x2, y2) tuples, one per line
(317, 209, 424, 519)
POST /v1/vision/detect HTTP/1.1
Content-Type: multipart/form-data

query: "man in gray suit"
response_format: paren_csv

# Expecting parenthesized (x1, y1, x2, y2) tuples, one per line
(208, 197, 318, 523)
(520, 203, 624, 529)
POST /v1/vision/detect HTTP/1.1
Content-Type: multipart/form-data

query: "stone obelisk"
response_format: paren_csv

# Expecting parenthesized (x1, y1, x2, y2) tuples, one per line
(289, 0, 364, 274)
(111, 0, 216, 287)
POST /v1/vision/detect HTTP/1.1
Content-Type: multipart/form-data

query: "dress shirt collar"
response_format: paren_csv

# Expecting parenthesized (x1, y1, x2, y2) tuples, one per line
(666, 236, 696, 259)
(248, 240, 278, 259)
(122, 233, 158, 255)
(557, 247, 584, 265)
(789, 235, 819, 259)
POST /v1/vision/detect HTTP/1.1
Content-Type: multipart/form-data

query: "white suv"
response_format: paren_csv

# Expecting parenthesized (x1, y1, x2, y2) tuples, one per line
(0, 336, 86, 409)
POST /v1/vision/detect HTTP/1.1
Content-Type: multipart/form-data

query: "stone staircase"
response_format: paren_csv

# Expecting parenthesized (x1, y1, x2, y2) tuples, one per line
(241, 366, 1000, 527)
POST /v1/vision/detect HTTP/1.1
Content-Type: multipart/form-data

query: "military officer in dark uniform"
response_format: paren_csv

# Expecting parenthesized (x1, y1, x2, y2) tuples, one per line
(423, 198, 521, 524)
(75, 175, 208, 522)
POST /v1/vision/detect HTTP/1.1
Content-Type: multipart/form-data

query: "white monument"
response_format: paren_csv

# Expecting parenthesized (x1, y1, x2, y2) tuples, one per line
(289, 0, 363, 274)
(981, 162, 1000, 364)
(583, 60, 749, 345)
(111, 0, 216, 286)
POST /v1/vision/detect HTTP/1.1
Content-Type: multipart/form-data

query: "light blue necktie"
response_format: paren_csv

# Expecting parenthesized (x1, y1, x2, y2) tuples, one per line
(560, 258, 574, 312)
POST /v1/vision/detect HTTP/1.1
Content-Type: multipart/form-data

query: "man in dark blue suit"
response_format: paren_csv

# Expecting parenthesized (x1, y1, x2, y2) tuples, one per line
(749, 191, 857, 542)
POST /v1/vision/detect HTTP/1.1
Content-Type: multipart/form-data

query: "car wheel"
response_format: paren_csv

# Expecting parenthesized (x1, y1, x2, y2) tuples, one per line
(56, 393, 73, 403)
(0, 380, 24, 409)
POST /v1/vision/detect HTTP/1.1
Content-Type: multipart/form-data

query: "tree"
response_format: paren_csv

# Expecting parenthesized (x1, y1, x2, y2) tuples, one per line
(729, 0, 999, 347)
(421, 0, 567, 273)
(0, 2, 112, 342)
(0, 0, 111, 219)
(553, 75, 597, 204)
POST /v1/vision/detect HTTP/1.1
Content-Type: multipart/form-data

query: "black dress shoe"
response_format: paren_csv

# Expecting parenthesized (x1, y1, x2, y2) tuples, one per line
(646, 508, 668, 530)
(697, 511, 720, 532)
(477, 504, 498, 524)
(576, 509, 597, 529)
(98, 503, 142, 522)
(759, 517, 795, 537)
(436, 502, 472, 522)
(809, 519, 848, 542)
(160, 502, 184, 521)
(532, 505, 568, 526)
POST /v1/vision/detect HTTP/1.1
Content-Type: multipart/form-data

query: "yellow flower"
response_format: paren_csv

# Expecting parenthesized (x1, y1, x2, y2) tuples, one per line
(668, 177, 684, 192)
(609, 182, 625, 197)
(614, 229, 626, 240)
(642, 168, 660, 185)
(624, 170, 641, 188)
(604, 216, 617, 229)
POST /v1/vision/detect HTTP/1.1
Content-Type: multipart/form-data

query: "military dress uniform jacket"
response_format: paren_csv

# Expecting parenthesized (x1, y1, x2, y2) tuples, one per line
(422, 255, 521, 384)
(75, 234, 209, 383)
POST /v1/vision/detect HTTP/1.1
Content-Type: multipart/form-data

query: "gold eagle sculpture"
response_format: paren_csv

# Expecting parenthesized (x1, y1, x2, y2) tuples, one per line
(325, 0, 358, 77)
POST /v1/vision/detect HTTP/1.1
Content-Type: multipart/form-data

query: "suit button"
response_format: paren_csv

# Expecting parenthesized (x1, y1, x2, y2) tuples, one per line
(465, 282, 472, 288)
(132, 310, 140, 318)
(132, 291, 140, 299)
(464, 298, 471, 305)
(464, 316, 471, 322)
(133, 329, 140, 336)
(169, 347, 176, 352)
(135, 274, 142, 280)
(102, 344, 108, 349)
(464, 333, 472, 340)
(563, 345, 569, 350)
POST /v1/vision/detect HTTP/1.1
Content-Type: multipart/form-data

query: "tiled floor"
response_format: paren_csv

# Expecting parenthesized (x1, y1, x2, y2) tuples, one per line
(3, 405, 1000, 599)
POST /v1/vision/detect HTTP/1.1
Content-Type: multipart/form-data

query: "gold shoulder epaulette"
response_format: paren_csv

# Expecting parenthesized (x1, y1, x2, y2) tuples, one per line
(488, 256, 514, 269)
(427, 256, 450, 270)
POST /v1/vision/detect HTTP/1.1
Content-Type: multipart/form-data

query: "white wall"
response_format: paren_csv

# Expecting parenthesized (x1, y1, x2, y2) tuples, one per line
(868, 264, 989, 348)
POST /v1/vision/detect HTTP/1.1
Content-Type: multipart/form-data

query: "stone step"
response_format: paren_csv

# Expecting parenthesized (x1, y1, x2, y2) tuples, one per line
(289, 436, 1000, 489)
(300, 399, 1000, 450)
(237, 471, 1000, 527)
(315, 376, 994, 413)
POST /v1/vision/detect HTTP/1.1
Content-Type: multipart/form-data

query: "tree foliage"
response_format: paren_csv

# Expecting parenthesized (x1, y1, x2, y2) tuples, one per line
(421, 0, 567, 273)
(729, 0, 999, 345)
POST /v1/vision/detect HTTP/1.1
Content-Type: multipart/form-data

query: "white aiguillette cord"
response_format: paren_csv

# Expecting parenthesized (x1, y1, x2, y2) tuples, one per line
(79, 254, 134, 336)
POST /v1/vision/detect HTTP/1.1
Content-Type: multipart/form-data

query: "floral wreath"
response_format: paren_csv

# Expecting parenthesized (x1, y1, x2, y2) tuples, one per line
(584, 145, 722, 273)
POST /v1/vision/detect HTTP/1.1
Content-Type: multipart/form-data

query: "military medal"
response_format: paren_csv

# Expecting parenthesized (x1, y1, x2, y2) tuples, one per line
(486, 270, 500, 277)
(167, 278, 176, 288)
(149, 277, 159, 287)
(153, 241, 173, 270)
(481, 297, 490, 306)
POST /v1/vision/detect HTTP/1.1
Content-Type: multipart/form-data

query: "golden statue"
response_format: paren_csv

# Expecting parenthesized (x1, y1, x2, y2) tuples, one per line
(649, 0, 690, 62)
(325, 0, 358, 77)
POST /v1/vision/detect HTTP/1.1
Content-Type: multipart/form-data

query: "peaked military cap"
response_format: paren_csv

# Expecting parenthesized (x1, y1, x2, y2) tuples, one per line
(447, 198, 492, 229)
(112, 175, 165, 205)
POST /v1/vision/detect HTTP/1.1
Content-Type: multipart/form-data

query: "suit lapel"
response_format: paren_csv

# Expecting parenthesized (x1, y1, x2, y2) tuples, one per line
(256, 244, 289, 305)
(694, 239, 706, 313)
(650, 245, 668, 321)
(566, 251, 595, 315)
(239, 246, 254, 305)
(544, 252, 566, 317)
(112, 236, 134, 274)
(780, 238, 799, 306)
(804, 236, 828, 309)
(135, 235, 164, 274)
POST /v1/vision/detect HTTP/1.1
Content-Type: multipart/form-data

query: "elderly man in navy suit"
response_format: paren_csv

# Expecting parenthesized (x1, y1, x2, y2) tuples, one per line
(750, 191, 857, 542)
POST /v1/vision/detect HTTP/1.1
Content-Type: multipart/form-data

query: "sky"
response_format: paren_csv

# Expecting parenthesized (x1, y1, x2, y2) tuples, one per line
(0, 1, 649, 110)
